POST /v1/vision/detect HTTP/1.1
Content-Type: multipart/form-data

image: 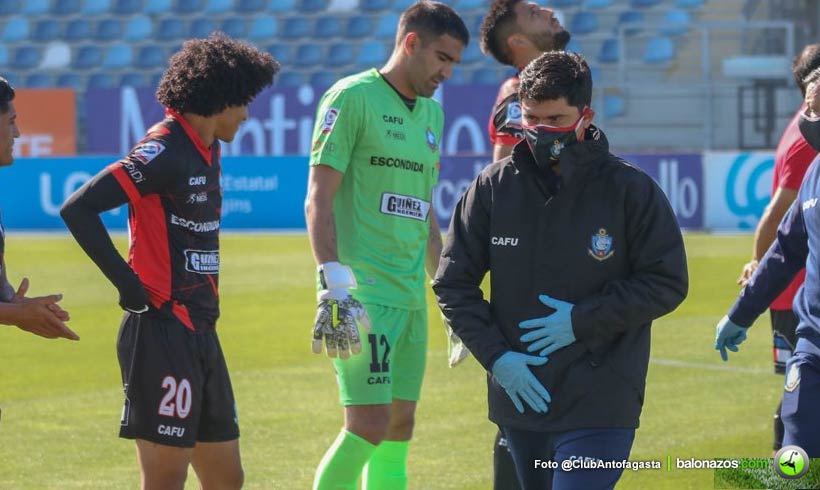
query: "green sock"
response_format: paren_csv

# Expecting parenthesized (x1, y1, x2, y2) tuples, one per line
(363, 440, 410, 490)
(313, 429, 377, 490)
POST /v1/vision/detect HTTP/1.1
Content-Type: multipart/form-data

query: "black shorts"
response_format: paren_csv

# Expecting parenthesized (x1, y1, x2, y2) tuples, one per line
(117, 310, 239, 448)
(770, 309, 798, 375)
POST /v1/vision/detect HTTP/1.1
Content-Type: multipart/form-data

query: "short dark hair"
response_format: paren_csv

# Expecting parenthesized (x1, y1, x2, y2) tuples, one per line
(480, 0, 522, 66)
(519, 51, 592, 110)
(157, 33, 280, 117)
(0, 76, 15, 114)
(397, 1, 469, 47)
(793, 43, 820, 96)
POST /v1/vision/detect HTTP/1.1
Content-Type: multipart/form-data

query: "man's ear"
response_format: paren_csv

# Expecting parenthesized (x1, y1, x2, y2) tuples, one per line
(403, 31, 421, 56)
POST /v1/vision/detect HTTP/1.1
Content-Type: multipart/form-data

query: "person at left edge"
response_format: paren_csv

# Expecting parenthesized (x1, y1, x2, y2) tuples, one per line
(60, 34, 279, 490)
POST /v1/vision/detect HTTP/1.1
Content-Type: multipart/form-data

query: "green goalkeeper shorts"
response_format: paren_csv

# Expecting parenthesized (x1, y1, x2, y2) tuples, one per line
(333, 302, 427, 406)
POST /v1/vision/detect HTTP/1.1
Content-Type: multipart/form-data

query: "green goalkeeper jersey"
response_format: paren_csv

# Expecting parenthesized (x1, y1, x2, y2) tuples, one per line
(310, 69, 443, 310)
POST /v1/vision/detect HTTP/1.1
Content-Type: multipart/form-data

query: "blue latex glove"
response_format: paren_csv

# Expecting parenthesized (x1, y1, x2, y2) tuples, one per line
(519, 295, 576, 356)
(491, 352, 551, 414)
(714, 315, 748, 362)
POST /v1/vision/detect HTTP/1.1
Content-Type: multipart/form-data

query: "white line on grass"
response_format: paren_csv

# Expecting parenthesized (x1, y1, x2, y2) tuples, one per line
(651, 358, 770, 375)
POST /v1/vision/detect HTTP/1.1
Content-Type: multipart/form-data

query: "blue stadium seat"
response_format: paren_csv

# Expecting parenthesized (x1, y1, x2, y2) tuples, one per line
(145, 0, 172, 14)
(73, 45, 103, 69)
(346, 16, 374, 39)
(33, 20, 61, 42)
(374, 13, 399, 40)
(2, 17, 29, 42)
(461, 42, 482, 64)
(277, 71, 305, 87)
(190, 18, 217, 38)
(136, 46, 165, 69)
(66, 19, 92, 41)
(603, 94, 625, 118)
(282, 17, 310, 38)
(220, 17, 247, 38)
(25, 73, 53, 89)
(149, 73, 163, 89)
(82, 0, 112, 15)
(585, 0, 613, 8)
(356, 41, 387, 67)
(454, 0, 484, 8)
(311, 71, 337, 88)
(472, 68, 502, 85)
(269, 0, 296, 12)
(175, 0, 203, 14)
(0, 0, 21, 15)
(0, 46, 8, 67)
(392, 0, 415, 11)
(248, 16, 277, 40)
(94, 18, 122, 41)
(551, 0, 582, 7)
(158, 18, 185, 40)
(53, 0, 81, 15)
(89, 72, 116, 89)
(57, 73, 83, 91)
(327, 43, 354, 67)
(643, 36, 675, 64)
(299, 0, 327, 12)
(616, 10, 645, 36)
(121, 72, 146, 88)
(295, 44, 323, 67)
(23, 0, 50, 15)
(316, 16, 343, 38)
(102, 43, 133, 68)
(570, 11, 598, 35)
(565, 38, 583, 54)
(660, 9, 692, 36)
(598, 38, 619, 63)
(11, 46, 40, 70)
(631, 0, 661, 7)
(124, 15, 152, 41)
(237, 0, 267, 12)
(204, 0, 232, 13)
(266, 44, 291, 65)
(113, 0, 141, 14)
(676, 0, 704, 8)
(360, 0, 390, 11)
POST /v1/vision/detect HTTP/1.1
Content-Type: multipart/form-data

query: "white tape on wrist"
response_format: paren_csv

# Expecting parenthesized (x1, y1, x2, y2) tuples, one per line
(318, 261, 358, 290)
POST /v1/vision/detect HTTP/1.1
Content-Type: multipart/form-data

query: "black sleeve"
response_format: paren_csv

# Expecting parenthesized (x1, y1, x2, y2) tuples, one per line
(571, 171, 689, 351)
(433, 174, 510, 371)
(60, 168, 148, 311)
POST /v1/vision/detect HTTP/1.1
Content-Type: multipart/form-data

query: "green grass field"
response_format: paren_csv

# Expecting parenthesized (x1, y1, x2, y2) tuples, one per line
(0, 233, 817, 489)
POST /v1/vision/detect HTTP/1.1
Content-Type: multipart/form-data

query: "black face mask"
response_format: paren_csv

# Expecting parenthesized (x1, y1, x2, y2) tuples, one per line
(522, 109, 587, 171)
(799, 111, 820, 152)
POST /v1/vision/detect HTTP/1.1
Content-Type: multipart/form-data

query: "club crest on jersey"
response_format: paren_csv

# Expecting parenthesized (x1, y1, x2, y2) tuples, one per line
(785, 362, 801, 392)
(321, 107, 339, 134)
(132, 141, 166, 165)
(588, 228, 614, 261)
(425, 127, 437, 152)
(507, 100, 522, 124)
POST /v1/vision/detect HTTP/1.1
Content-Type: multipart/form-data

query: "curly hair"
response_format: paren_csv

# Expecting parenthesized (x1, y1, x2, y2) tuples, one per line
(480, 0, 522, 66)
(0, 76, 15, 114)
(793, 44, 820, 96)
(519, 51, 592, 109)
(157, 33, 280, 117)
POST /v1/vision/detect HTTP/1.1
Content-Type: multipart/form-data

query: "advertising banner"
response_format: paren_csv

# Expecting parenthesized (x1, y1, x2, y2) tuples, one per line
(703, 151, 775, 231)
(12, 89, 76, 157)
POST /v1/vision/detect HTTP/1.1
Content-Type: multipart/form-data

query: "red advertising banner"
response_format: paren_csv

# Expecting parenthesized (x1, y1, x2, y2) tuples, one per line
(13, 89, 76, 157)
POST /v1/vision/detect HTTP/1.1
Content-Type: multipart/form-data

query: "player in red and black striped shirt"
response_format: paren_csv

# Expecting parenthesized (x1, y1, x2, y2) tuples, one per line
(61, 34, 278, 490)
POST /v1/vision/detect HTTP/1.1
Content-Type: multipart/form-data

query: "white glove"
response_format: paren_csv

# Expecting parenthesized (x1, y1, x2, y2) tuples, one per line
(442, 313, 471, 367)
(312, 262, 372, 359)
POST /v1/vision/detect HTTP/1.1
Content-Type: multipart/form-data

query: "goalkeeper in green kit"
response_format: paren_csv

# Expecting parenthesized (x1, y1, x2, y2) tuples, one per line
(304, 3, 468, 489)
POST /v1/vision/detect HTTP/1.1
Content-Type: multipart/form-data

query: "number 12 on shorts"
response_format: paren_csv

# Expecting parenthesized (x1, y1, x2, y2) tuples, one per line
(368, 334, 391, 373)
(158, 375, 192, 419)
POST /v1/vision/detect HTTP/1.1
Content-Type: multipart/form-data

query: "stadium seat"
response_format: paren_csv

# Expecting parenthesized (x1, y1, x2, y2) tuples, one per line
(145, 0, 172, 14)
(299, 0, 327, 13)
(585, 0, 613, 9)
(23, 0, 50, 15)
(0, 46, 7, 67)
(102, 43, 133, 68)
(25, 73, 53, 89)
(121, 71, 146, 88)
(0, 0, 21, 15)
(12, 46, 40, 70)
(551, 0, 582, 7)
(40, 42, 71, 69)
(346, 16, 374, 39)
(356, 41, 387, 67)
(89, 72, 116, 89)
(295, 44, 323, 67)
(81, 0, 112, 15)
(221, 18, 247, 38)
(175, 0, 203, 14)
(136, 46, 165, 69)
(598, 38, 619, 63)
(454, 0, 484, 8)
(565, 38, 583, 54)
(631, 0, 661, 7)
(248, 16, 277, 40)
(33, 20, 62, 42)
(676, 0, 704, 8)
(360, 0, 390, 11)
(277, 71, 305, 87)
(94, 18, 122, 42)
(374, 13, 399, 40)
(311, 70, 338, 88)
(392, 0, 415, 11)
(237, 0, 267, 12)
(660, 9, 692, 36)
(616, 10, 645, 36)
(266, 44, 292, 65)
(204, 0, 232, 13)
(282, 17, 310, 38)
(113, 0, 141, 14)
(190, 18, 217, 38)
(2, 17, 29, 42)
(570, 11, 599, 35)
(158, 18, 186, 40)
(327, 43, 354, 67)
(603, 93, 625, 118)
(73, 45, 103, 69)
(461, 42, 482, 65)
(643, 36, 675, 64)
(269, 0, 296, 12)
(149, 73, 163, 89)
(53, 0, 81, 15)
(57, 73, 83, 91)
(66, 19, 92, 41)
(315, 16, 343, 38)
(124, 15, 152, 41)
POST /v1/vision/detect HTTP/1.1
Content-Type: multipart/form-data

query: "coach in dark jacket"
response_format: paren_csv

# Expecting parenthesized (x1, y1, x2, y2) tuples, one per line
(433, 52, 688, 490)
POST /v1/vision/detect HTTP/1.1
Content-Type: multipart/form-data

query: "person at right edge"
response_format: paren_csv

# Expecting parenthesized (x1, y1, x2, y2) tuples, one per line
(433, 51, 688, 489)
(735, 43, 820, 453)
(715, 67, 820, 457)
